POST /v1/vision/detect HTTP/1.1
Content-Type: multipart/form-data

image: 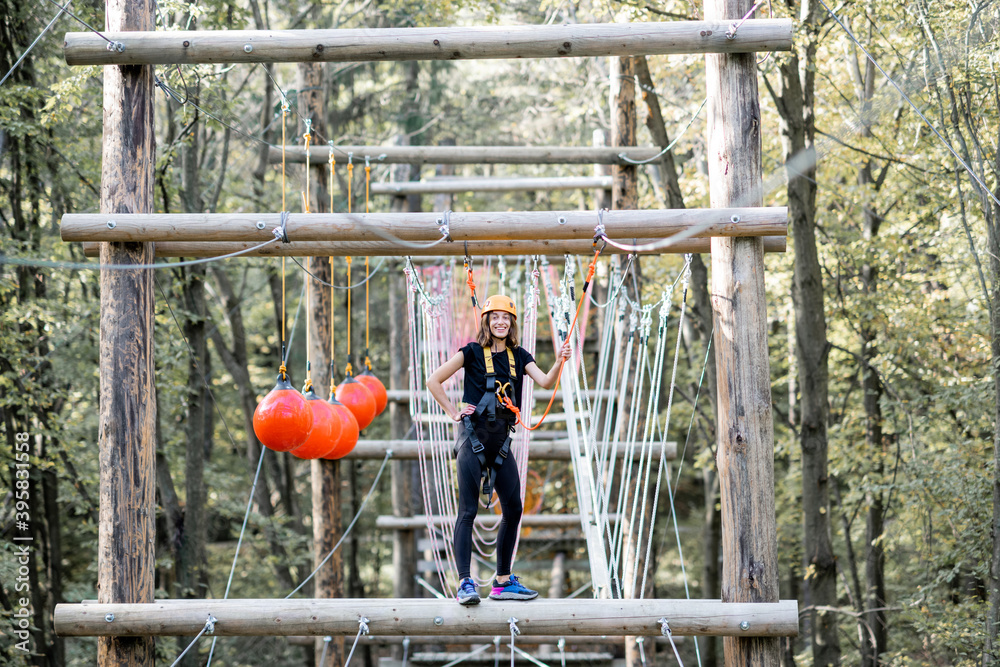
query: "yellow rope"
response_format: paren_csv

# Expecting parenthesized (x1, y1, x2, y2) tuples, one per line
(304, 125, 312, 387)
(330, 255, 337, 398)
(329, 147, 337, 395)
(364, 163, 371, 370)
(279, 102, 288, 378)
(303, 126, 312, 214)
(346, 255, 353, 377)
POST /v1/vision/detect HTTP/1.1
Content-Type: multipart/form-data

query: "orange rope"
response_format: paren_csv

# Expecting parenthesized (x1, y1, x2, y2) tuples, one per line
(464, 257, 479, 329)
(500, 247, 601, 431)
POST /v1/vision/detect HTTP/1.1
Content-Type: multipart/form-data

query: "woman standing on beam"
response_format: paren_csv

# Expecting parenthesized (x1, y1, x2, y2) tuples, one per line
(428, 294, 571, 605)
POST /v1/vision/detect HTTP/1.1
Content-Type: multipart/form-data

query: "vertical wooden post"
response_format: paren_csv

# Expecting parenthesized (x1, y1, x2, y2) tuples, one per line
(705, 0, 781, 664)
(592, 129, 612, 210)
(300, 61, 346, 667)
(389, 263, 416, 608)
(98, 1, 155, 666)
(610, 57, 638, 210)
(434, 138, 457, 212)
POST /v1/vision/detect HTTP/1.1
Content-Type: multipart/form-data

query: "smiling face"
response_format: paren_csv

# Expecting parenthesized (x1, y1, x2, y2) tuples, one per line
(489, 311, 512, 342)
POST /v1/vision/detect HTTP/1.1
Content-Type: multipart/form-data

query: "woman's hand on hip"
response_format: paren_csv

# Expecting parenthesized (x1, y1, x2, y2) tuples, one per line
(453, 404, 476, 421)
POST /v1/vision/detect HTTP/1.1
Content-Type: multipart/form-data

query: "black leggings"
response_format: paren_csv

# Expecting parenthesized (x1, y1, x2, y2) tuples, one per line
(454, 435, 523, 580)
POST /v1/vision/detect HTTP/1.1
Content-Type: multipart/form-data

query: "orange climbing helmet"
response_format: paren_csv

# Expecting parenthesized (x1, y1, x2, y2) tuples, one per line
(481, 294, 517, 318)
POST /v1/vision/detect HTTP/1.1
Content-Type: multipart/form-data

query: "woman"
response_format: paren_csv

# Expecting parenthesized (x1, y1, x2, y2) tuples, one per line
(427, 294, 571, 605)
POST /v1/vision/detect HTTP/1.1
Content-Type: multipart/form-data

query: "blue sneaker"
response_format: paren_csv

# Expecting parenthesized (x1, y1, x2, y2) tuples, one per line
(456, 577, 481, 605)
(488, 574, 538, 601)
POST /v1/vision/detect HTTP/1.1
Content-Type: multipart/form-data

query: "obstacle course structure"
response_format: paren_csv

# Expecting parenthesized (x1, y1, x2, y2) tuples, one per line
(55, 1, 797, 665)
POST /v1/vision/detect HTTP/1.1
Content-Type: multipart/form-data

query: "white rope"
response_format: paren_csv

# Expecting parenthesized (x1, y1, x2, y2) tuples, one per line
(318, 636, 333, 667)
(508, 617, 520, 667)
(402, 637, 411, 667)
(169, 615, 217, 667)
(344, 617, 371, 667)
(640, 262, 690, 598)
(206, 446, 266, 665)
(659, 618, 685, 666)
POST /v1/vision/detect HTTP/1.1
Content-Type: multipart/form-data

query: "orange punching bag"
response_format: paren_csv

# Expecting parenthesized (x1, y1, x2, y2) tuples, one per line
(335, 374, 376, 431)
(290, 388, 341, 459)
(356, 367, 388, 416)
(324, 393, 360, 459)
(253, 374, 313, 452)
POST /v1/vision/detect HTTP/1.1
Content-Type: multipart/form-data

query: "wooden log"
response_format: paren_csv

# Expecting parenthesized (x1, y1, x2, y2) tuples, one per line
(705, 0, 783, 664)
(416, 558, 593, 573)
(63, 21, 795, 66)
(63, 208, 788, 243)
(342, 439, 677, 460)
(289, 635, 684, 645)
(97, 1, 157, 666)
(405, 651, 613, 663)
(79, 236, 787, 258)
(371, 176, 614, 195)
(382, 389, 621, 403)
(374, 514, 616, 530)
(276, 145, 666, 165)
(53, 598, 800, 638)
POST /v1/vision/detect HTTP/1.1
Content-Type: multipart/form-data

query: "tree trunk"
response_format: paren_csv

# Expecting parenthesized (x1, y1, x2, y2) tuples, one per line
(860, 195, 887, 665)
(762, 6, 837, 662)
(298, 58, 346, 667)
(176, 263, 210, 666)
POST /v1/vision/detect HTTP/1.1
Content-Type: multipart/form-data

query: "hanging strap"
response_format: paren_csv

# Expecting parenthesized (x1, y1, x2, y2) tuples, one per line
(483, 345, 517, 381)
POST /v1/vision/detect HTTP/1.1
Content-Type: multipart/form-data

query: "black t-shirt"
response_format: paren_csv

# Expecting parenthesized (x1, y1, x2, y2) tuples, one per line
(460, 343, 535, 410)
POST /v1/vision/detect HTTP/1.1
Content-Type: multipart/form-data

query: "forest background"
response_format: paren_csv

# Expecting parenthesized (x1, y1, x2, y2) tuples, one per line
(2, 0, 999, 665)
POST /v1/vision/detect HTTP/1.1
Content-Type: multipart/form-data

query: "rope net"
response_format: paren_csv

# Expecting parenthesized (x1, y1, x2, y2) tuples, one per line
(405, 252, 693, 602)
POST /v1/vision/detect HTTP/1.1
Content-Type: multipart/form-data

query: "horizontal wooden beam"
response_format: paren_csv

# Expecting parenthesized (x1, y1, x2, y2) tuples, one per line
(288, 634, 685, 645)
(384, 389, 616, 403)
(63, 21, 794, 66)
(344, 440, 676, 460)
(54, 598, 799, 637)
(375, 514, 611, 530)
(274, 146, 664, 165)
(406, 651, 613, 663)
(63, 209, 787, 243)
(371, 176, 613, 195)
(80, 236, 786, 257)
